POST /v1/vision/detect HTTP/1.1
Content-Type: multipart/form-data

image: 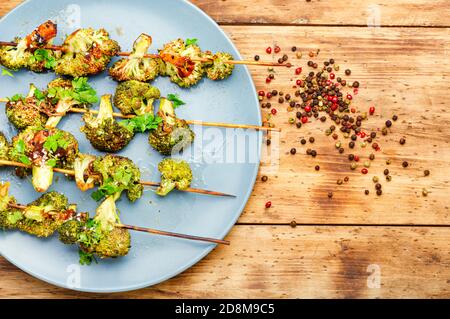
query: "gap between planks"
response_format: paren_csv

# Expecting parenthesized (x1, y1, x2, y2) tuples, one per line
(218, 22, 450, 29)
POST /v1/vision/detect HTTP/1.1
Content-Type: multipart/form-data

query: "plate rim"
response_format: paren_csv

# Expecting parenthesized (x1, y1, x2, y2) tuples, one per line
(0, 0, 262, 293)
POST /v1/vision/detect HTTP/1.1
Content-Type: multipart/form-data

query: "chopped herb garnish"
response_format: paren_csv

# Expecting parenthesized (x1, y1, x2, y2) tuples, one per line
(43, 131, 69, 153)
(1, 68, 14, 77)
(167, 94, 186, 109)
(47, 77, 98, 104)
(31, 49, 57, 69)
(121, 114, 162, 133)
(46, 158, 57, 167)
(78, 249, 97, 266)
(185, 38, 198, 46)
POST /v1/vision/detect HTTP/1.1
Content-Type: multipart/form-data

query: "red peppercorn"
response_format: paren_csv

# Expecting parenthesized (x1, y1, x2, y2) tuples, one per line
(266, 92, 272, 99)
(360, 132, 366, 138)
(304, 105, 311, 113)
(331, 104, 338, 111)
(266, 47, 272, 54)
(329, 73, 335, 80)
(258, 90, 265, 97)
(266, 77, 271, 84)
(353, 88, 359, 95)
(265, 201, 272, 208)
(295, 67, 302, 75)
(369, 106, 375, 115)
(271, 108, 277, 115)
(354, 155, 360, 162)
(296, 79, 302, 86)
(274, 46, 281, 53)
(332, 96, 338, 103)
(301, 116, 308, 124)
(351, 108, 356, 113)
(361, 168, 368, 174)
(346, 94, 353, 100)
(326, 80, 332, 86)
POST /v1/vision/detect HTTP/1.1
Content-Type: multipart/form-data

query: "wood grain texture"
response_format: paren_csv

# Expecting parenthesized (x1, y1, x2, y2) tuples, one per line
(191, 0, 450, 27)
(2, 0, 450, 27)
(227, 25, 450, 225)
(1, 225, 449, 298)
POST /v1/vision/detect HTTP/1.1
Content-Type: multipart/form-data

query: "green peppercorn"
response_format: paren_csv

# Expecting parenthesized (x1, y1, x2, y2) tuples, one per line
(373, 176, 379, 183)
(289, 118, 295, 124)
(364, 161, 371, 168)
(350, 163, 357, 170)
(386, 175, 392, 182)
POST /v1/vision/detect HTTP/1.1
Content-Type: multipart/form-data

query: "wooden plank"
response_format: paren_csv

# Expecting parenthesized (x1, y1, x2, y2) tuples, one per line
(192, 0, 450, 27)
(2, 1, 449, 27)
(0, 225, 449, 298)
(216, 25, 450, 225)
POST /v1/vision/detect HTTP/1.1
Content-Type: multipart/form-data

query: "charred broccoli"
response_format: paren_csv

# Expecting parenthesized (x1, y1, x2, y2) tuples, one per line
(91, 155, 143, 202)
(159, 39, 204, 88)
(0, 21, 59, 72)
(81, 95, 134, 152)
(113, 80, 160, 115)
(0, 183, 77, 238)
(148, 98, 194, 155)
(55, 28, 120, 77)
(57, 213, 89, 245)
(9, 127, 79, 192)
(6, 84, 50, 130)
(0, 132, 10, 160)
(45, 77, 98, 128)
(203, 52, 234, 81)
(156, 158, 193, 196)
(109, 34, 165, 82)
(74, 154, 97, 192)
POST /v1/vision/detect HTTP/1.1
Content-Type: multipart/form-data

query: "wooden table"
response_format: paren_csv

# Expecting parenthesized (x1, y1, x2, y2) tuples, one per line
(1, 0, 449, 298)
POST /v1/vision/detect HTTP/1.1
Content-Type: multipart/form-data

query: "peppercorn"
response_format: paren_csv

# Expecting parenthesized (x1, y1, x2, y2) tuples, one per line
(399, 138, 406, 145)
(265, 201, 272, 208)
(386, 159, 391, 165)
(309, 137, 315, 143)
(392, 115, 398, 121)
(329, 58, 335, 64)
(422, 188, 428, 197)
(375, 183, 382, 190)
(254, 55, 260, 61)
(278, 97, 284, 103)
(384, 169, 389, 176)
(345, 69, 351, 75)
(290, 148, 297, 155)
(402, 161, 409, 168)
(296, 122, 302, 128)
(373, 176, 379, 183)
(266, 139, 271, 146)
(271, 89, 278, 96)
(350, 163, 357, 170)
(339, 147, 345, 154)
(285, 94, 291, 100)
(291, 46, 297, 52)
(352, 81, 359, 88)
(278, 58, 284, 64)
(365, 190, 370, 195)
(289, 118, 295, 124)
(385, 120, 392, 128)
(261, 175, 268, 182)
(315, 165, 320, 171)
(282, 54, 288, 61)
(269, 73, 275, 79)
(424, 170, 430, 176)
(344, 176, 349, 182)
(376, 189, 382, 196)
(348, 154, 354, 161)
(337, 179, 343, 185)
(311, 150, 317, 157)
(349, 141, 355, 149)
(386, 175, 392, 182)
(369, 154, 375, 160)
(364, 161, 371, 168)
(370, 132, 376, 139)
(290, 220, 297, 228)
(328, 192, 333, 199)
(301, 138, 307, 145)
(306, 148, 312, 155)
(382, 127, 388, 135)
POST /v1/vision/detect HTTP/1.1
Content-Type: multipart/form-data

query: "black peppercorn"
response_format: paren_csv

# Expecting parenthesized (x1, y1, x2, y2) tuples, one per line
(290, 148, 297, 155)
(254, 55, 260, 61)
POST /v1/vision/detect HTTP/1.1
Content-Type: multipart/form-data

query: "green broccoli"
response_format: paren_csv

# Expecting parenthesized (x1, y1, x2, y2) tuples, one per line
(9, 127, 79, 192)
(5, 84, 50, 130)
(57, 213, 89, 245)
(0, 132, 10, 160)
(91, 155, 143, 202)
(55, 28, 120, 77)
(109, 34, 165, 82)
(159, 39, 205, 88)
(113, 80, 161, 115)
(74, 154, 97, 192)
(0, 21, 59, 72)
(148, 98, 195, 155)
(203, 52, 235, 81)
(156, 158, 193, 196)
(81, 95, 134, 152)
(45, 77, 98, 128)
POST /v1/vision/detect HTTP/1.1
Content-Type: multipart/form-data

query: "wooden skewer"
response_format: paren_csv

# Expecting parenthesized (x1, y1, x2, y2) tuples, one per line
(0, 41, 289, 68)
(0, 160, 235, 197)
(6, 203, 229, 245)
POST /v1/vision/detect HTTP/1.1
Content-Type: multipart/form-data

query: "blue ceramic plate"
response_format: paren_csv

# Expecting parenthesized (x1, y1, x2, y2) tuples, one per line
(0, 0, 261, 292)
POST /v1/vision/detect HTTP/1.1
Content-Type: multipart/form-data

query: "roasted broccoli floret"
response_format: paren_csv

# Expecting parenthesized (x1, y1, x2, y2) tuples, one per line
(0, 183, 77, 238)
(55, 28, 120, 77)
(156, 158, 193, 196)
(113, 80, 160, 115)
(0, 132, 10, 160)
(91, 155, 143, 202)
(9, 127, 79, 192)
(0, 21, 59, 72)
(5, 84, 50, 130)
(203, 52, 234, 81)
(148, 98, 194, 155)
(81, 95, 134, 152)
(57, 213, 89, 245)
(159, 39, 204, 88)
(109, 34, 165, 82)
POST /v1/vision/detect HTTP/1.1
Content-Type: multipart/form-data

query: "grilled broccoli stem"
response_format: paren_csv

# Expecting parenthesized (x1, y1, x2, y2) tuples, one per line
(6, 84, 50, 130)
(0, 132, 11, 160)
(81, 95, 134, 152)
(55, 28, 120, 77)
(113, 80, 160, 116)
(45, 77, 98, 128)
(92, 155, 143, 202)
(0, 21, 59, 72)
(148, 98, 194, 155)
(0, 183, 77, 238)
(9, 127, 79, 192)
(203, 52, 234, 80)
(74, 154, 97, 192)
(157, 158, 193, 196)
(109, 34, 165, 82)
(159, 39, 204, 88)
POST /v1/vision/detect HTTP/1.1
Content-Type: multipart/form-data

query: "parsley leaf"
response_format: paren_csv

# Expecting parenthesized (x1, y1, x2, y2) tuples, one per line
(43, 132, 69, 153)
(167, 94, 186, 109)
(121, 114, 162, 133)
(79, 250, 97, 266)
(32, 49, 57, 69)
(1, 68, 14, 77)
(185, 38, 198, 46)
(19, 155, 31, 165)
(10, 94, 24, 102)
(46, 158, 57, 167)
(11, 140, 30, 165)
(47, 77, 98, 105)
(33, 88, 46, 102)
